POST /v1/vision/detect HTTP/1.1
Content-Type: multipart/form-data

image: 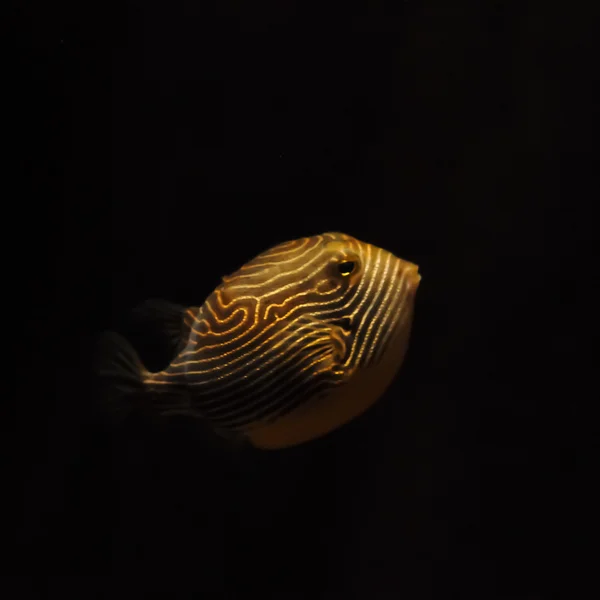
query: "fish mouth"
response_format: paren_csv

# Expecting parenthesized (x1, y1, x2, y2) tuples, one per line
(401, 262, 421, 292)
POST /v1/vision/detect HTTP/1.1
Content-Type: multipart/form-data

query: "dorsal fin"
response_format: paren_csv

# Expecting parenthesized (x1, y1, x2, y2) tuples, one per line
(130, 298, 197, 357)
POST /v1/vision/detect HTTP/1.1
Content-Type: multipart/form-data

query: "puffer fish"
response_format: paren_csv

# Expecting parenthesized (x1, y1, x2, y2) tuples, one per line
(95, 232, 421, 450)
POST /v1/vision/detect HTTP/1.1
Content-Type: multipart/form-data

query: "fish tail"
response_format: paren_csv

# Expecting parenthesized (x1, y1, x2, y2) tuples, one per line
(94, 331, 150, 419)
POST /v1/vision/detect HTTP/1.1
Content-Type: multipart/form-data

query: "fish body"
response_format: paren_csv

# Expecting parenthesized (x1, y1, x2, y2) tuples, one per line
(96, 232, 421, 449)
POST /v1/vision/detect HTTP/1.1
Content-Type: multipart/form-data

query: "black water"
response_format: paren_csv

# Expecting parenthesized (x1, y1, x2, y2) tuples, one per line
(13, 2, 594, 598)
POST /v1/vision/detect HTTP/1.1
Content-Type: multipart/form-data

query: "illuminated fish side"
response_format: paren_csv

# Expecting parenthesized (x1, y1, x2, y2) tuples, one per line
(95, 232, 421, 450)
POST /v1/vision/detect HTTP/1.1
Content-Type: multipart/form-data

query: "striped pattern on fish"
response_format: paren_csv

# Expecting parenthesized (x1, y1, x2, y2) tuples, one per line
(95, 232, 421, 449)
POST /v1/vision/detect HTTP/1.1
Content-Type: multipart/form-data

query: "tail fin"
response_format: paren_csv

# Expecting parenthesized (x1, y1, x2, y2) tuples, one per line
(94, 331, 149, 420)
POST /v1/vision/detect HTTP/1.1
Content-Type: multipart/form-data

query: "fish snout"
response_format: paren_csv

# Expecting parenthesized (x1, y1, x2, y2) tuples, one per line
(400, 261, 421, 294)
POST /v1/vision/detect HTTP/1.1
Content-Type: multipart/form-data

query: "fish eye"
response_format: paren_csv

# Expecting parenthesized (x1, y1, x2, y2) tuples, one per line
(337, 261, 356, 277)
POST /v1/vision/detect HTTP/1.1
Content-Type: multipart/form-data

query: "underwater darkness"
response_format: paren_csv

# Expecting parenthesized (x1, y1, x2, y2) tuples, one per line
(12, 1, 595, 598)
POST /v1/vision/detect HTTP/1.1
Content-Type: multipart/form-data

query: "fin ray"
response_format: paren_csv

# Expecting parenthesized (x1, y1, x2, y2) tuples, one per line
(93, 331, 149, 421)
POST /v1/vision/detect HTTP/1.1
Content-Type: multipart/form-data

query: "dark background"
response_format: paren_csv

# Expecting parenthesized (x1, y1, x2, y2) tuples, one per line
(13, 1, 595, 598)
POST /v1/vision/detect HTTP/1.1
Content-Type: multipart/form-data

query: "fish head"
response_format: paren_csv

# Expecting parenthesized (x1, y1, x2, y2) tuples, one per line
(221, 231, 420, 370)
(234, 231, 422, 450)
(316, 232, 421, 371)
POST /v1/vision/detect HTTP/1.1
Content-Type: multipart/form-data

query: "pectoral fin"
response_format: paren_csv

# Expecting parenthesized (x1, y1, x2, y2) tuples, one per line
(281, 315, 350, 375)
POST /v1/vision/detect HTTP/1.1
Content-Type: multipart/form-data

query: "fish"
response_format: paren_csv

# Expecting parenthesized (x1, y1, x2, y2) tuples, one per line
(95, 231, 421, 450)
